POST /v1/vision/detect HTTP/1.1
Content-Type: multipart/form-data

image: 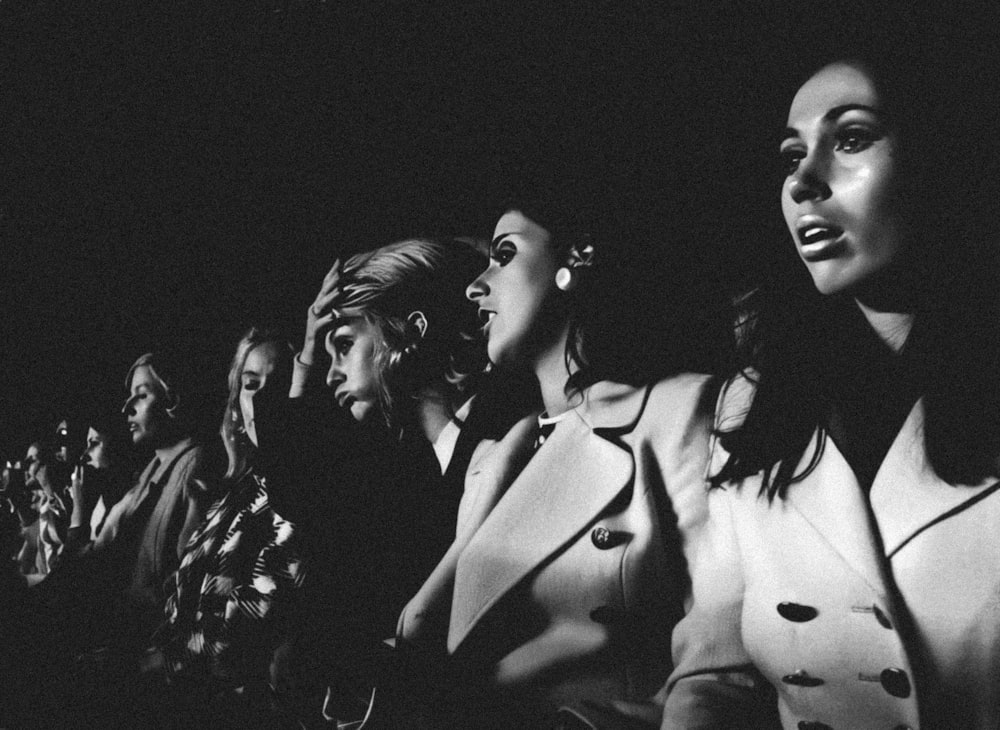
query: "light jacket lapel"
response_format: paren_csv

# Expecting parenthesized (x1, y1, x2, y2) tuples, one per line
(455, 414, 539, 543)
(448, 382, 647, 652)
(785, 431, 890, 596)
(870, 398, 1000, 558)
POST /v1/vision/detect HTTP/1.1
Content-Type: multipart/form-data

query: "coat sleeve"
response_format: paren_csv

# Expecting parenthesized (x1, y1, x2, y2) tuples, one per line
(658, 484, 778, 728)
(659, 375, 779, 729)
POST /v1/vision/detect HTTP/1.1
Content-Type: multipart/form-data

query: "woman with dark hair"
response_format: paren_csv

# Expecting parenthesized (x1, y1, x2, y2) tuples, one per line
(254, 237, 519, 724)
(65, 409, 135, 554)
(136, 328, 305, 727)
(397, 181, 725, 727)
(662, 24, 1000, 730)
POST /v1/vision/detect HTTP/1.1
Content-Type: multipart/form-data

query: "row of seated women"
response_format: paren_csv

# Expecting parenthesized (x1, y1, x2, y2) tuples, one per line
(5, 37, 1000, 729)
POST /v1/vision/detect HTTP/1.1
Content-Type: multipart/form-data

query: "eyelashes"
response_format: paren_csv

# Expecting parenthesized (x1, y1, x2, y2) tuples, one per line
(779, 147, 805, 176)
(834, 125, 881, 153)
(490, 241, 516, 266)
(779, 125, 884, 176)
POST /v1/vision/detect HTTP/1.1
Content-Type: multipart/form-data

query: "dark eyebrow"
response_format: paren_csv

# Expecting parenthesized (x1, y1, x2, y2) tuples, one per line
(782, 103, 882, 143)
(489, 233, 515, 256)
(826, 103, 880, 120)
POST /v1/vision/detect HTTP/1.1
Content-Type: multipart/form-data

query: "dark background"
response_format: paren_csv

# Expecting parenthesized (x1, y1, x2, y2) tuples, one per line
(1, 1, 995, 456)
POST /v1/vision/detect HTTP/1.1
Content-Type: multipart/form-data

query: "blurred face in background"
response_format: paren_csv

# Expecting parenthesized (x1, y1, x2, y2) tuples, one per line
(238, 342, 282, 447)
(84, 427, 113, 470)
(54, 420, 72, 463)
(122, 365, 172, 447)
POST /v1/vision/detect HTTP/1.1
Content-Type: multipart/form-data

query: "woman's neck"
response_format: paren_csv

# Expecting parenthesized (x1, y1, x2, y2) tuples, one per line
(533, 330, 578, 417)
(855, 299, 915, 354)
(154, 433, 192, 463)
(414, 381, 463, 444)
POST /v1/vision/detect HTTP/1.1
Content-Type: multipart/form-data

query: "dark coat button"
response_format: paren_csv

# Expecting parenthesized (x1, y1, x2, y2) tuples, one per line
(873, 605, 893, 629)
(591, 526, 612, 548)
(880, 668, 912, 698)
(777, 602, 819, 622)
(590, 526, 627, 549)
(797, 722, 833, 730)
(589, 606, 618, 624)
(782, 670, 824, 687)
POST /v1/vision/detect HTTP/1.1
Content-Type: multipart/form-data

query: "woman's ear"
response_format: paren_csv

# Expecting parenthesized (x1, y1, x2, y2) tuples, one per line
(406, 311, 429, 340)
(164, 392, 182, 419)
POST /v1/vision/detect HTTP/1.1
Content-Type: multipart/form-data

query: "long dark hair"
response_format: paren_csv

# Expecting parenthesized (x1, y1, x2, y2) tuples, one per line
(499, 162, 730, 395)
(714, 19, 1000, 499)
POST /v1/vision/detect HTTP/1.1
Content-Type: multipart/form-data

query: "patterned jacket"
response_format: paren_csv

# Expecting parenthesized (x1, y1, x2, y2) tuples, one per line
(154, 472, 305, 685)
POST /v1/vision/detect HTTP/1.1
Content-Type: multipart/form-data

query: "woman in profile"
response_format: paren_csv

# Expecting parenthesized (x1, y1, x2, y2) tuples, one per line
(254, 238, 523, 724)
(662, 23, 1000, 730)
(399, 174, 726, 727)
(137, 328, 305, 728)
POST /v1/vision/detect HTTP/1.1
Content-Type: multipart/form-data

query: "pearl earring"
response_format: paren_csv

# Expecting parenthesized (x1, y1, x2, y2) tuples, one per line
(555, 267, 576, 292)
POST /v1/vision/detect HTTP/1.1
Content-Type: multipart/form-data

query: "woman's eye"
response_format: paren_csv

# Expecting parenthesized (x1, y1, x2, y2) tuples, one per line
(491, 244, 516, 266)
(242, 379, 260, 391)
(336, 340, 352, 356)
(835, 127, 879, 153)
(779, 147, 804, 176)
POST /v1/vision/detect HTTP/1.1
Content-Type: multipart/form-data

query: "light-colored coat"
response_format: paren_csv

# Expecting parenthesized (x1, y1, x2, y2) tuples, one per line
(662, 375, 1000, 730)
(434, 374, 715, 727)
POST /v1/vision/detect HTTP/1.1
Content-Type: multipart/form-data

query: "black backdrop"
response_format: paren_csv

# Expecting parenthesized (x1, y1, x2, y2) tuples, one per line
(2, 1, 995, 455)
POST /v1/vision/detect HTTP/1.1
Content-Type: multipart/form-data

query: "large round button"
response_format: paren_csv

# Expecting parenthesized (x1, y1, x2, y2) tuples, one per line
(591, 526, 612, 549)
(590, 526, 627, 549)
(797, 721, 832, 730)
(777, 602, 818, 622)
(880, 667, 912, 698)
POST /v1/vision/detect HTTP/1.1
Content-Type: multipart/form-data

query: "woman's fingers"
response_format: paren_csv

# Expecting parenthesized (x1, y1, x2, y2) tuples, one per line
(319, 259, 342, 294)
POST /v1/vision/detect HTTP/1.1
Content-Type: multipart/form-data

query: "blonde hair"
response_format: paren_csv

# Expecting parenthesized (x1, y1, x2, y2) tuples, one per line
(327, 238, 486, 427)
(221, 329, 294, 480)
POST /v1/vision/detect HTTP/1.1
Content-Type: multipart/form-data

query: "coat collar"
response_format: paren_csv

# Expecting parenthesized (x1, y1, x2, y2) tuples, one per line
(786, 396, 1000, 589)
(869, 397, 1000, 557)
(784, 431, 892, 596)
(448, 382, 649, 652)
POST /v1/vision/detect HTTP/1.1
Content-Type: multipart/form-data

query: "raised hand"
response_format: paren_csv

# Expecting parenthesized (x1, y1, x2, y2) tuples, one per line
(300, 259, 342, 367)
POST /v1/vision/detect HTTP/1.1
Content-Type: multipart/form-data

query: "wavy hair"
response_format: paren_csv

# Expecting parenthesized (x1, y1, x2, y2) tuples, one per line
(221, 328, 295, 480)
(324, 238, 487, 429)
(713, 15, 1000, 499)
(498, 175, 729, 396)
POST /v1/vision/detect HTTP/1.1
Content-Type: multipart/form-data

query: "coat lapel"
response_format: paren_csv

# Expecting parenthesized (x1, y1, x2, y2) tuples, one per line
(785, 431, 891, 596)
(454, 414, 539, 543)
(870, 398, 1000, 558)
(448, 382, 647, 652)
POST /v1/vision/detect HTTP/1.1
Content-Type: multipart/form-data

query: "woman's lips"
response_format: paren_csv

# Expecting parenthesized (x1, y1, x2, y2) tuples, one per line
(797, 222, 845, 261)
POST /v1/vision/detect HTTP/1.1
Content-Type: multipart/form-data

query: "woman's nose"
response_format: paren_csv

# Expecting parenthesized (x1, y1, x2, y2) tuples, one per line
(121, 396, 134, 415)
(788, 152, 831, 204)
(326, 360, 344, 388)
(466, 272, 488, 302)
